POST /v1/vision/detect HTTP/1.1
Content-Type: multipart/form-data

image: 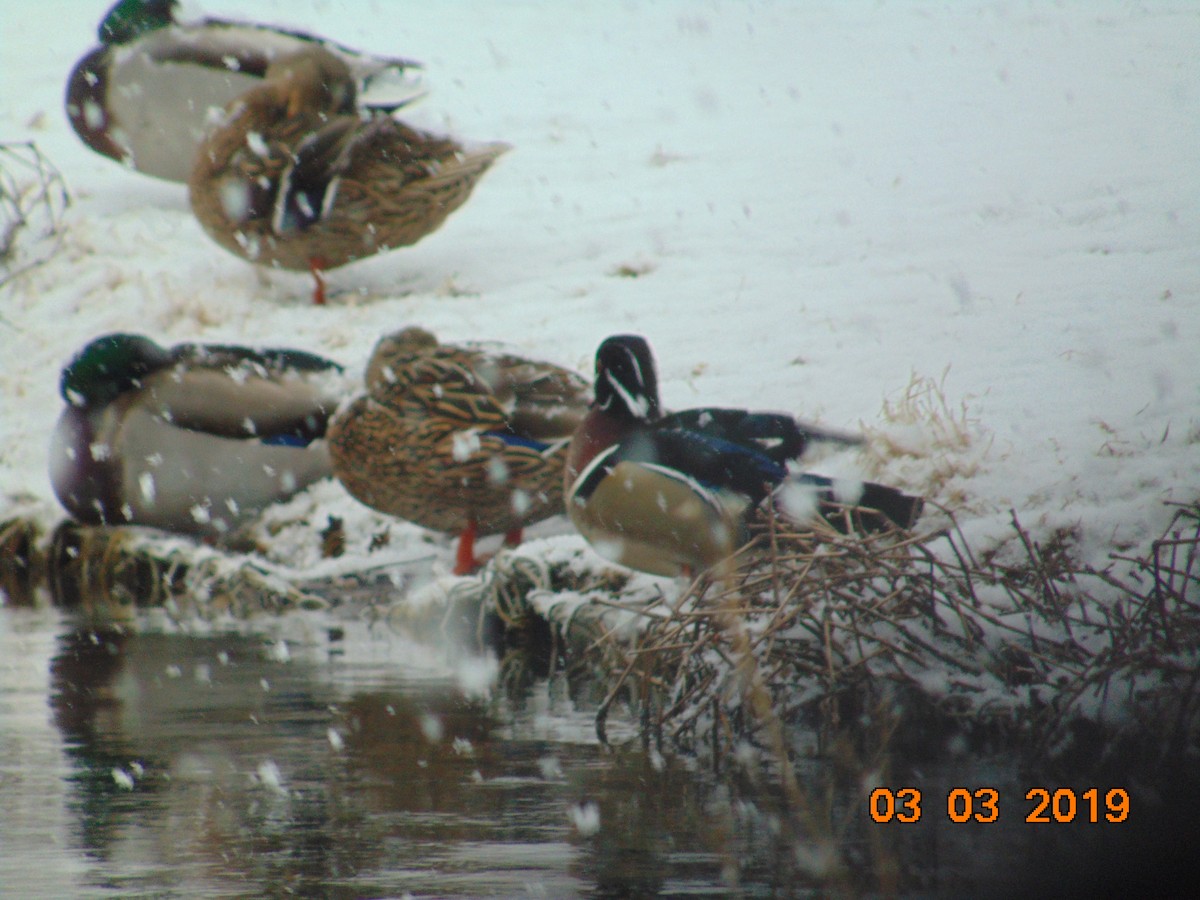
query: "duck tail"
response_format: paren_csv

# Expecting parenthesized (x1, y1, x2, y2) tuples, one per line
(774, 473, 924, 533)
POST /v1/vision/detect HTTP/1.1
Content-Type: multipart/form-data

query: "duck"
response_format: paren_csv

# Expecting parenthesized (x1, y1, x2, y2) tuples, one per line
(66, 0, 424, 183)
(49, 332, 345, 539)
(188, 45, 508, 304)
(327, 326, 592, 575)
(563, 335, 925, 578)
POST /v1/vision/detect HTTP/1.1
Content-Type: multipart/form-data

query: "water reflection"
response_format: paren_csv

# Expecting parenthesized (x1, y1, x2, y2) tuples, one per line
(5, 579, 1196, 896)
(22, 613, 786, 897)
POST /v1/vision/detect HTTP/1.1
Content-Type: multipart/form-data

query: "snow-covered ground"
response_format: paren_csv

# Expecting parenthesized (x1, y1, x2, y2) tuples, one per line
(2, 1, 1198, 582)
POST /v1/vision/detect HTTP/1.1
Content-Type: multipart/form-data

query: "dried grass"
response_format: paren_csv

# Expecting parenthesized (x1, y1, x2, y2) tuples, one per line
(582, 501, 1200, 775)
(0, 141, 70, 292)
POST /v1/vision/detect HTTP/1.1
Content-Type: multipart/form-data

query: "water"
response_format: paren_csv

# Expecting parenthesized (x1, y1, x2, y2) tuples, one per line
(3, 602, 1196, 898)
(0, 606, 767, 898)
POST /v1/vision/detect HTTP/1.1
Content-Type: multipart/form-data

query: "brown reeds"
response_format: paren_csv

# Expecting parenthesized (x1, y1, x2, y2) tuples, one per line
(588, 500, 1200, 771)
(0, 141, 70, 291)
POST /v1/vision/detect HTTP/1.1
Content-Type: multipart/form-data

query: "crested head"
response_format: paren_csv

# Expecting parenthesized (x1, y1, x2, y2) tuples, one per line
(60, 333, 174, 408)
(98, 0, 177, 45)
(593, 334, 660, 422)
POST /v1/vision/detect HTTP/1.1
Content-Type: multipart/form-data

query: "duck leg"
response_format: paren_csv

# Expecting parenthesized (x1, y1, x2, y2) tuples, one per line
(308, 256, 328, 305)
(453, 518, 481, 576)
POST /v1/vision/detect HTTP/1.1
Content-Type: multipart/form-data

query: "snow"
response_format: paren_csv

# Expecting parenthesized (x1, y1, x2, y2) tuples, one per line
(2, 1, 1198, 587)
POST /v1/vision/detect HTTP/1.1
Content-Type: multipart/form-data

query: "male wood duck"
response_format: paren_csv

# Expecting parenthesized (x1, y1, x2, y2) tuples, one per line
(49, 332, 345, 539)
(327, 327, 592, 575)
(188, 46, 508, 305)
(564, 335, 925, 578)
(66, 0, 424, 183)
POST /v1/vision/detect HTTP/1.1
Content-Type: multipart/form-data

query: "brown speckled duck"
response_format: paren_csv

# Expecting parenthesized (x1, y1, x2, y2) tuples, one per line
(328, 327, 591, 574)
(188, 46, 508, 304)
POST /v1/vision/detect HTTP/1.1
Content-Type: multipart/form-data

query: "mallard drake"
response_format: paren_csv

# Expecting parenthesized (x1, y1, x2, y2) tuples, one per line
(66, 0, 424, 183)
(49, 332, 345, 539)
(564, 335, 925, 578)
(328, 326, 591, 574)
(188, 46, 508, 304)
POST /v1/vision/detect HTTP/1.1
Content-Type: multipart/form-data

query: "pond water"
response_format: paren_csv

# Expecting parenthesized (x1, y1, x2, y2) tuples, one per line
(0, 604, 785, 898)
(1, 601, 1195, 898)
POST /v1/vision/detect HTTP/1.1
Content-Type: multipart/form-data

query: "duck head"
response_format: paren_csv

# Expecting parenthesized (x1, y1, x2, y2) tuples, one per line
(60, 333, 174, 409)
(263, 45, 356, 118)
(593, 334, 660, 422)
(98, 0, 176, 44)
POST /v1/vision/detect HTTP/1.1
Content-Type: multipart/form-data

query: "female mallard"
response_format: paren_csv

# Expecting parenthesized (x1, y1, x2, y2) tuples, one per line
(49, 332, 345, 539)
(328, 327, 591, 574)
(66, 0, 424, 183)
(564, 335, 925, 578)
(188, 46, 508, 304)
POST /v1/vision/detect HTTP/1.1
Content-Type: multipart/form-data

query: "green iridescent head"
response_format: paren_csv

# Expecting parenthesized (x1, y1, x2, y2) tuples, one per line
(98, 0, 177, 45)
(60, 333, 173, 407)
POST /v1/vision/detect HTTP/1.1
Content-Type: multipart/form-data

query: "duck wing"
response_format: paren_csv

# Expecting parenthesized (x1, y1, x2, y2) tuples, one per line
(472, 354, 591, 440)
(659, 408, 862, 463)
(273, 115, 360, 232)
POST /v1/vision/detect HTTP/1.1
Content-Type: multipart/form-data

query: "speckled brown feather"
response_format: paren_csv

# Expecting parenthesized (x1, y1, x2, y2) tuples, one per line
(188, 46, 508, 274)
(328, 327, 591, 537)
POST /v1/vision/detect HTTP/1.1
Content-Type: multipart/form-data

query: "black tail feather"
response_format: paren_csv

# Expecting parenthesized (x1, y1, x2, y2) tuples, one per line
(782, 473, 924, 533)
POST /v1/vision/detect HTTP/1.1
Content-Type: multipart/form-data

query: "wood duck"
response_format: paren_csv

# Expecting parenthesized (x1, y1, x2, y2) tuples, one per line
(187, 46, 508, 304)
(564, 335, 925, 578)
(49, 332, 345, 539)
(327, 327, 592, 574)
(66, 0, 424, 183)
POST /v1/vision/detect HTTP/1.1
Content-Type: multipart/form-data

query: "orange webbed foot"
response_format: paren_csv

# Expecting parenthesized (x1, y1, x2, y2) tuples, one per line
(308, 257, 328, 305)
(453, 519, 481, 576)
